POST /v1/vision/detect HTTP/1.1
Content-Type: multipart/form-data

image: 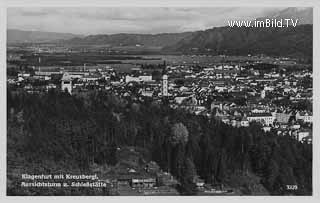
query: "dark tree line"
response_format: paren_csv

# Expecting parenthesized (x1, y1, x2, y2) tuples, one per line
(7, 88, 312, 195)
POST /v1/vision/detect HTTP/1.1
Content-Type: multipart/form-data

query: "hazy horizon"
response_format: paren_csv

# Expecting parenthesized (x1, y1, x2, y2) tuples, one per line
(7, 7, 291, 35)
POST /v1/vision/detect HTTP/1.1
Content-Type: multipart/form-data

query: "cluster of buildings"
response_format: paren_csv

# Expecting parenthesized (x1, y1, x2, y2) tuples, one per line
(211, 103, 312, 143)
(97, 147, 227, 195)
(7, 57, 313, 144)
(163, 64, 312, 143)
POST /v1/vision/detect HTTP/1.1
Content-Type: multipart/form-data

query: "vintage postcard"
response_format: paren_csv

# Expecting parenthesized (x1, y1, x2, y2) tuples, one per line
(2, 0, 318, 199)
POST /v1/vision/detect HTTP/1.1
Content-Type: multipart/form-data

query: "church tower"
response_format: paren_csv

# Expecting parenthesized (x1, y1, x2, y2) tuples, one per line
(162, 61, 168, 97)
(61, 72, 72, 94)
(162, 74, 168, 97)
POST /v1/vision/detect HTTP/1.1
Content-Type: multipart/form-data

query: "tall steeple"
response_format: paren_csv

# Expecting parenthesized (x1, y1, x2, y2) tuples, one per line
(162, 75, 168, 97)
(38, 56, 41, 72)
(162, 60, 168, 97)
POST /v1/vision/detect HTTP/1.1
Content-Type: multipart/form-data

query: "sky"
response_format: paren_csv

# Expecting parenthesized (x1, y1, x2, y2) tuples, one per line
(7, 7, 286, 35)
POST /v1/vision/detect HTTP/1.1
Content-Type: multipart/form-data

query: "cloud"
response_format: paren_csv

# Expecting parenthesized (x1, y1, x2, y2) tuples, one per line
(7, 7, 285, 35)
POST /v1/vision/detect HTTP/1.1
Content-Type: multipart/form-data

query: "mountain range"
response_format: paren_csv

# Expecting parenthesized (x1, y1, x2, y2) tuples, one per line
(164, 25, 312, 59)
(62, 32, 193, 47)
(7, 8, 312, 59)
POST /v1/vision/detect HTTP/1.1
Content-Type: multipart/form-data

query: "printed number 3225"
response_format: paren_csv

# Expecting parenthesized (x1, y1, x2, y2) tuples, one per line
(286, 185, 298, 190)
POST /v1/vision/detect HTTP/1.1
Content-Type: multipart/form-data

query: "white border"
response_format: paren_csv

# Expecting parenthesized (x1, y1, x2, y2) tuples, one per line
(1, 0, 320, 203)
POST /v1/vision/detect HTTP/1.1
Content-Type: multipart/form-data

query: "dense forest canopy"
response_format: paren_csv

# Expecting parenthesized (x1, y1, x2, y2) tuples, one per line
(7, 88, 312, 195)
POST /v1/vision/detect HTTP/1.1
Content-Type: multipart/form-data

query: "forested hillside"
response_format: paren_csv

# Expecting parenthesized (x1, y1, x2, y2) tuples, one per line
(163, 25, 312, 61)
(7, 89, 312, 195)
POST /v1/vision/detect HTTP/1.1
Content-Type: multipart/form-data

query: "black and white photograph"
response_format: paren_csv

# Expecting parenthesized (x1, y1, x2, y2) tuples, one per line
(3, 0, 317, 197)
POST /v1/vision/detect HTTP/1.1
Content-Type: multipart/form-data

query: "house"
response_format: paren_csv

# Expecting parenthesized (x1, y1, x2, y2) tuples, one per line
(125, 75, 141, 83)
(215, 86, 227, 92)
(125, 75, 153, 83)
(296, 111, 312, 123)
(262, 126, 271, 132)
(46, 83, 57, 91)
(81, 74, 101, 82)
(298, 130, 311, 142)
(156, 172, 179, 186)
(290, 124, 301, 130)
(247, 113, 274, 126)
(290, 92, 312, 101)
(211, 101, 231, 111)
(175, 96, 189, 104)
(252, 108, 266, 114)
(193, 176, 205, 190)
(61, 72, 72, 94)
(139, 75, 153, 82)
(302, 135, 312, 144)
(140, 89, 154, 97)
(275, 111, 293, 124)
(231, 118, 237, 127)
(240, 117, 249, 127)
(131, 177, 157, 188)
(264, 86, 275, 91)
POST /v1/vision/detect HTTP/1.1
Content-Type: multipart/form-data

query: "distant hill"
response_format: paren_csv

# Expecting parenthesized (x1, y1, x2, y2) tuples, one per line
(7, 29, 83, 44)
(62, 32, 193, 47)
(163, 24, 312, 60)
(165, 7, 313, 59)
(61, 24, 312, 60)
